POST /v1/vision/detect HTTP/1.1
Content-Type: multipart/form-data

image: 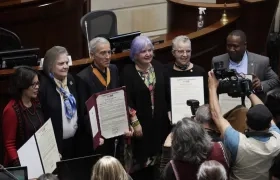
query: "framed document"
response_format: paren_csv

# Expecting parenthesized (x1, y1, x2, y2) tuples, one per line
(86, 87, 130, 146)
(86, 96, 101, 149)
(170, 76, 204, 124)
(18, 119, 60, 179)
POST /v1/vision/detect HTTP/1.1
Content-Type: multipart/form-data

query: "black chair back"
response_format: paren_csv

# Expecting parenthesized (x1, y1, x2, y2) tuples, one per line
(80, 10, 118, 40)
(0, 27, 22, 51)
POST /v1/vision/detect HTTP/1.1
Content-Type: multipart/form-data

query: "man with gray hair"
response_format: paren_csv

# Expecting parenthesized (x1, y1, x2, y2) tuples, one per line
(195, 104, 221, 142)
(77, 37, 124, 158)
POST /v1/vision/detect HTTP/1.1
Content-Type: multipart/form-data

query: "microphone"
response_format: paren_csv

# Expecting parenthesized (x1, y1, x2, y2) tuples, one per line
(84, 21, 91, 63)
(114, 139, 119, 157)
(0, 164, 19, 180)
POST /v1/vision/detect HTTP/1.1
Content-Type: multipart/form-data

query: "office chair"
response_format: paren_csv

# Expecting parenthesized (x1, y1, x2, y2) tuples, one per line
(80, 10, 118, 41)
(0, 27, 22, 51)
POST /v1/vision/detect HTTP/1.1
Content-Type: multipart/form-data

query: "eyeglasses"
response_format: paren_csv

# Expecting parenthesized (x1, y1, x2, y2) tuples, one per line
(97, 50, 113, 57)
(30, 81, 40, 88)
(173, 49, 191, 55)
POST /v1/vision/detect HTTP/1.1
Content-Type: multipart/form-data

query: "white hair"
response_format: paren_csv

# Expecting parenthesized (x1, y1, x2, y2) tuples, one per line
(89, 37, 110, 54)
(172, 35, 191, 50)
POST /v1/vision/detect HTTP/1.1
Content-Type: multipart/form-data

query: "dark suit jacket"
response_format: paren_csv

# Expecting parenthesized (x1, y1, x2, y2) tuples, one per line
(120, 60, 170, 162)
(76, 64, 121, 157)
(39, 72, 82, 156)
(212, 51, 280, 93)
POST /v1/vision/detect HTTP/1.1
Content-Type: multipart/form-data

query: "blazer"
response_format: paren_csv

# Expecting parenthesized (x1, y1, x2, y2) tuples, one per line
(121, 60, 170, 162)
(39, 72, 81, 154)
(77, 64, 120, 134)
(76, 64, 121, 156)
(212, 51, 280, 93)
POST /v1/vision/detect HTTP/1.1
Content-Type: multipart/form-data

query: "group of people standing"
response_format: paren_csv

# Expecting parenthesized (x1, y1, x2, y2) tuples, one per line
(2, 29, 280, 180)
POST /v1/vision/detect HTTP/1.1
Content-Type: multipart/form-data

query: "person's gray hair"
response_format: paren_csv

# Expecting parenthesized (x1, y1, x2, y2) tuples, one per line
(43, 46, 68, 75)
(172, 35, 191, 50)
(171, 117, 212, 164)
(195, 104, 214, 125)
(89, 37, 110, 55)
(197, 160, 227, 180)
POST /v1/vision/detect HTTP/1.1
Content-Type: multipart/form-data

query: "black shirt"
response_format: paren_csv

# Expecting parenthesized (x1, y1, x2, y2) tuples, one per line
(164, 63, 209, 111)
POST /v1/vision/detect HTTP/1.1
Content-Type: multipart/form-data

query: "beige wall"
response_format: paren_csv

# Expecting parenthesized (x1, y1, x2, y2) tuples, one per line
(91, 0, 216, 36)
(91, 0, 167, 36)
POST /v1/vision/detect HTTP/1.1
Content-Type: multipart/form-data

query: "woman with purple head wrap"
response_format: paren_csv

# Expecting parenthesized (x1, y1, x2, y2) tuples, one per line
(121, 36, 171, 179)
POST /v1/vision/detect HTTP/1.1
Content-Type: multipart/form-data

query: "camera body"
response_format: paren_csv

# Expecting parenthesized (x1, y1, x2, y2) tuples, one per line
(213, 62, 252, 97)
(186, 99, 200, 116)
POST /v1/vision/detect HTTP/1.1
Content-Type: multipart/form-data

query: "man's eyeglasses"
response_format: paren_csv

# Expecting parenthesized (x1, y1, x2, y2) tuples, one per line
(30, 81, 40, 88)
(173, 49, 191, 55)
(98, 50, 113, 57)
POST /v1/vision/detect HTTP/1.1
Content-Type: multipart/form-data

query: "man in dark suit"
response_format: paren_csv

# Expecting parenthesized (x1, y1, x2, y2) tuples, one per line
(212, 30, 280, 100)
(77, 37, 129, 158)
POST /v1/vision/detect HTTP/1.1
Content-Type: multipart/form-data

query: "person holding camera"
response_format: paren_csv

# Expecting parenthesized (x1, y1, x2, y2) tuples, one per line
(212, 30, 280, 101)
(208, 70, 280, 180)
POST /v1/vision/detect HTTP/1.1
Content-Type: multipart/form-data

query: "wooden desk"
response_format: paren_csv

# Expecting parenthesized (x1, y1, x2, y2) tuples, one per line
(0, 16, 238, 77)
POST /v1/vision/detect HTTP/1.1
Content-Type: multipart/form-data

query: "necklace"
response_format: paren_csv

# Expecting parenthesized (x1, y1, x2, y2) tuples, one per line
(26, 105, 36, 115)
(174, 62, 190, 71)
(20, 101, 43, 133)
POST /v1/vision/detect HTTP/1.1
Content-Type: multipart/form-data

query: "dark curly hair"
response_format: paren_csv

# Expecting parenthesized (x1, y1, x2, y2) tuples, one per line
(9, 66, 38, 100)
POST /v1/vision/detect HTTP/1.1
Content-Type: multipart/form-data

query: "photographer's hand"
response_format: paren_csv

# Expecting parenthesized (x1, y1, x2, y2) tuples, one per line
(208, 70, 231, 137)
(208, 70, 219, 90)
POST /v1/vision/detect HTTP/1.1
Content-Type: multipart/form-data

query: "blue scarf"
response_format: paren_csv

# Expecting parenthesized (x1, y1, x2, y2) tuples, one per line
(50, 73, 76, 120)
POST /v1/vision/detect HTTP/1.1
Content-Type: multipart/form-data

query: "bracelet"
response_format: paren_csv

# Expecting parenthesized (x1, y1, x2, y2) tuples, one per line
(131, 118, 138, 123)
(131, 120, 140, 128)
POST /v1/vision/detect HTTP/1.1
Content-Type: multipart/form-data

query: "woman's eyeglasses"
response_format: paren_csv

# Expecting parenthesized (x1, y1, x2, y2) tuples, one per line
(30, 81, 40, 88)
(174, 49, 191, 55)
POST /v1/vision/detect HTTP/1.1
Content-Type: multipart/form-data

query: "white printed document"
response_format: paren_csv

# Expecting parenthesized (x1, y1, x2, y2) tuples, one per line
(170, 76, 204, 124)
(96, 88, 129, 139)
(18, 119, 60, 179)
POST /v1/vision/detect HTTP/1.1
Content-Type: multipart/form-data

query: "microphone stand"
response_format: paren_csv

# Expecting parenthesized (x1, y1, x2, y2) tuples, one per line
(85, 21, 91, 63)
(0, 164, 19, 180)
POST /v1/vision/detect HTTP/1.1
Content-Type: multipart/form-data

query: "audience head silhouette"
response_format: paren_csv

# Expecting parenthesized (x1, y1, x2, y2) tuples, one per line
(197, 160, 227, 180)
(38, 173, 59, 180)
(172, 117, 212, 164)
(91, 156, 129, 180)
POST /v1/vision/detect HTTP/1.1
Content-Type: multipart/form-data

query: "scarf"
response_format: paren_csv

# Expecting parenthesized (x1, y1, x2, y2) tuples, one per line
(50, 73, 76, 120)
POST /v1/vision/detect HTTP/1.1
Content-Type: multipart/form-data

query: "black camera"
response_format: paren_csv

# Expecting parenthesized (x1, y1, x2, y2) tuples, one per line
(213, 61, 252, 97)
(186, 99, 200, 116)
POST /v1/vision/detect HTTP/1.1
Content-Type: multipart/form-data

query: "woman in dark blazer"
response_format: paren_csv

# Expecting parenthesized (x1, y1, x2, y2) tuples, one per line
(39, 46, 82, 159)
(121, 36, 170, 179)
(2, 66, 43, 167)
